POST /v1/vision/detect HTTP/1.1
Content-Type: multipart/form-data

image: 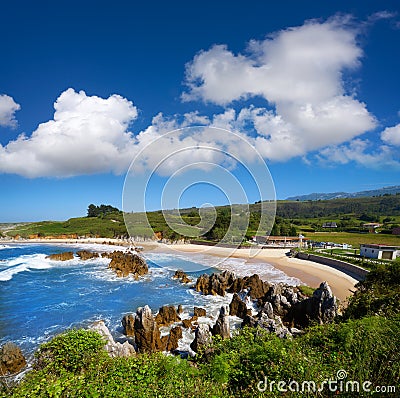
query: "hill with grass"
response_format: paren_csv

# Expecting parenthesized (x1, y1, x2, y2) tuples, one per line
(4, 195, 400, 247)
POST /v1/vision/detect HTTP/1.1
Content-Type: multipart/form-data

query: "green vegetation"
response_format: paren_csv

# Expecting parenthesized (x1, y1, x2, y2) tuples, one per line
(4, 195, 400, 246)
(7, 213, 127, 239)
(87, 204, 120, 218)
(344, 260, 400, 319)
(2, 264, 399, 397)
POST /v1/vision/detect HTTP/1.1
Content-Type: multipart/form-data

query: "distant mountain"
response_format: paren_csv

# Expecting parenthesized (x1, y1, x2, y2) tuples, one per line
(286, 185, 400, 201)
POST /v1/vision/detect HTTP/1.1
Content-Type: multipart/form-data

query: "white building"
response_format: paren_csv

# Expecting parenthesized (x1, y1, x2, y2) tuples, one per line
(360, 244, 400, 260)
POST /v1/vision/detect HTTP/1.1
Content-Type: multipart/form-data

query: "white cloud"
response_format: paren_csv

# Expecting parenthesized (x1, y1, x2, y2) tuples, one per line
(182, 16, 377, 161)
(183, 17, 362, 105)
(381, 124, 400, 146)
(0, 88, 138, 177)
(0, 94, 20, 128)
(316, 139, 400, 169)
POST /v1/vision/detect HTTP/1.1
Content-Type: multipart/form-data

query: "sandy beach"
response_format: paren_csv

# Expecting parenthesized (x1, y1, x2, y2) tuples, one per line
(2, 238, 358, 302)
(152, 243, 358, 302)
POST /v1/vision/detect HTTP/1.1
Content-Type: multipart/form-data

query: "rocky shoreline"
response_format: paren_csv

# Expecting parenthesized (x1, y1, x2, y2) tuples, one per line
(1, 253, 339, 377)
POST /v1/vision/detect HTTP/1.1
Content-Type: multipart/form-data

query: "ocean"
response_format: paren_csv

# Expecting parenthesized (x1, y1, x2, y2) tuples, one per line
(0, 243, 299, 358)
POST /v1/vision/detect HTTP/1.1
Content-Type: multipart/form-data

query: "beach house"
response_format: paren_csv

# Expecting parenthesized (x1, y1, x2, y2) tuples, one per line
(360, 244, 400, 260)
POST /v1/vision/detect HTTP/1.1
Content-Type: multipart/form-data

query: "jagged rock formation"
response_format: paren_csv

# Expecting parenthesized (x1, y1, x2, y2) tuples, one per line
(155, 305, 181, 327)
(76, 250, 99, 260)
(194, 272, 339, 338)
(285, 281, 339, 327)
(133, 306, 162, 353)
(46, 252, 74, 261)
(228, 274, 270, 300)
(195, 271, 236, 296)
(91, 321, 135, 358)
(173, 270, 191, 284)
(195, 272, 270, 299)
(177, 304, 183, 314)
(212, 306, 230, 339)
(0, 342, 26, 375)
(121, 314, 136, 337)
(193, 307, 207, 317)
(161, 326, 183, 352)
(104, 251, 148, 278)
(229, 293, 250, 319)
(190, 324, 212, 353)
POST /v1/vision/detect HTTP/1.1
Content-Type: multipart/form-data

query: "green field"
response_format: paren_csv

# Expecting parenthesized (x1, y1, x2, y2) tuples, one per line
(303, 231, 400, 247)
(5, 212, 127, 239)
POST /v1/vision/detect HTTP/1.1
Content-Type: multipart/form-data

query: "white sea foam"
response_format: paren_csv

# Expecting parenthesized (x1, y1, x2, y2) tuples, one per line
(0, 253, 110, 282)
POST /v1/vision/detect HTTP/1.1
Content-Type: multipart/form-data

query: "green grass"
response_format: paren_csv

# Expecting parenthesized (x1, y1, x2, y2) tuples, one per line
(303, 231, 400, 247)
(6, 212, 127, 239)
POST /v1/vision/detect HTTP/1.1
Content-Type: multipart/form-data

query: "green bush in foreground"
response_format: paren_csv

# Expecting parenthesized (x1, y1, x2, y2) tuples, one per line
(344, 260, 400, 319)
(2, 314, 399, 398)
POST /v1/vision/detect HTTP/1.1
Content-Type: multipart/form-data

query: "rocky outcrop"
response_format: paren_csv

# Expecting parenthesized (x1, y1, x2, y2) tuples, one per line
(190, 324, 212, 353)
(155, 305, 181, 327)
(76, 250, 99, 260)
(105, 251, 148, 278)
(0, 342, 26, 375)
(122, 314, 136, 337)
(212, 306, 230, 339)
(286, 281, 339, 327)
(228, 274, 270, 300)
(195, 272, 270, 299)
(229, 293, 250, 319)
(177, 305, 183, 314)
(46, 252, 74, 261)
(193, 307, 206, 317)
(173, 270, 191, 284)
(91, 321, 135, 358)
(134, 306, 162, 353)
(162, 326, 182, 352)
(195, 271, 235, 296)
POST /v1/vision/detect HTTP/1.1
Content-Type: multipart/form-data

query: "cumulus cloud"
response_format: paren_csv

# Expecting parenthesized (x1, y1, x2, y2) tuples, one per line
(381, 124, 400, 146)
(0, 89, 138, 177)
(0, 94, 20, 128)
(182, 16, 377, 161)
(316, 139, 400, 169)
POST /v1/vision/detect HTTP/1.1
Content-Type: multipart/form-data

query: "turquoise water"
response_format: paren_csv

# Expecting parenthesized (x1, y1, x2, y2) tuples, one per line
(0, 244, 222, 355)
(0, 243, 298, 357)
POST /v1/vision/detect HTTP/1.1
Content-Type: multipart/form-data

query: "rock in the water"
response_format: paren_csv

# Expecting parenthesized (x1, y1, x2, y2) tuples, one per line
(91, 321, 135, 358)
(190, 324, 212, 353)
(173, 269, 191, 283)
(181, 319, 192, 329)
(177, 304, 183, 314)
(122, 314, 136, 337)
(229, 293, 250, 319)
(195, 271, 235, 296)
(163, 326, 183, 352)
(76, 250, 99, 260)
(46, 252, 74, 261)
(155, 305, 181, 327)
(106, 251, 148, 278)
(134, 305, 162, 353)
(212, 306, 230, 339)
(193, 307, 207, 317)
(0, 342, 26, 375)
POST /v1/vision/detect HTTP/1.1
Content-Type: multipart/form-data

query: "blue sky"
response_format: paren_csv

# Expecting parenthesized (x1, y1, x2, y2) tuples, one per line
(0, 0, 399, 222)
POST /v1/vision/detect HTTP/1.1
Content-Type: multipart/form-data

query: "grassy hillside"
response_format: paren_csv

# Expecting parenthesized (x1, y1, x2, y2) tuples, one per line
(6, 212, 127, 239)
(5, 195, 400, 246)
